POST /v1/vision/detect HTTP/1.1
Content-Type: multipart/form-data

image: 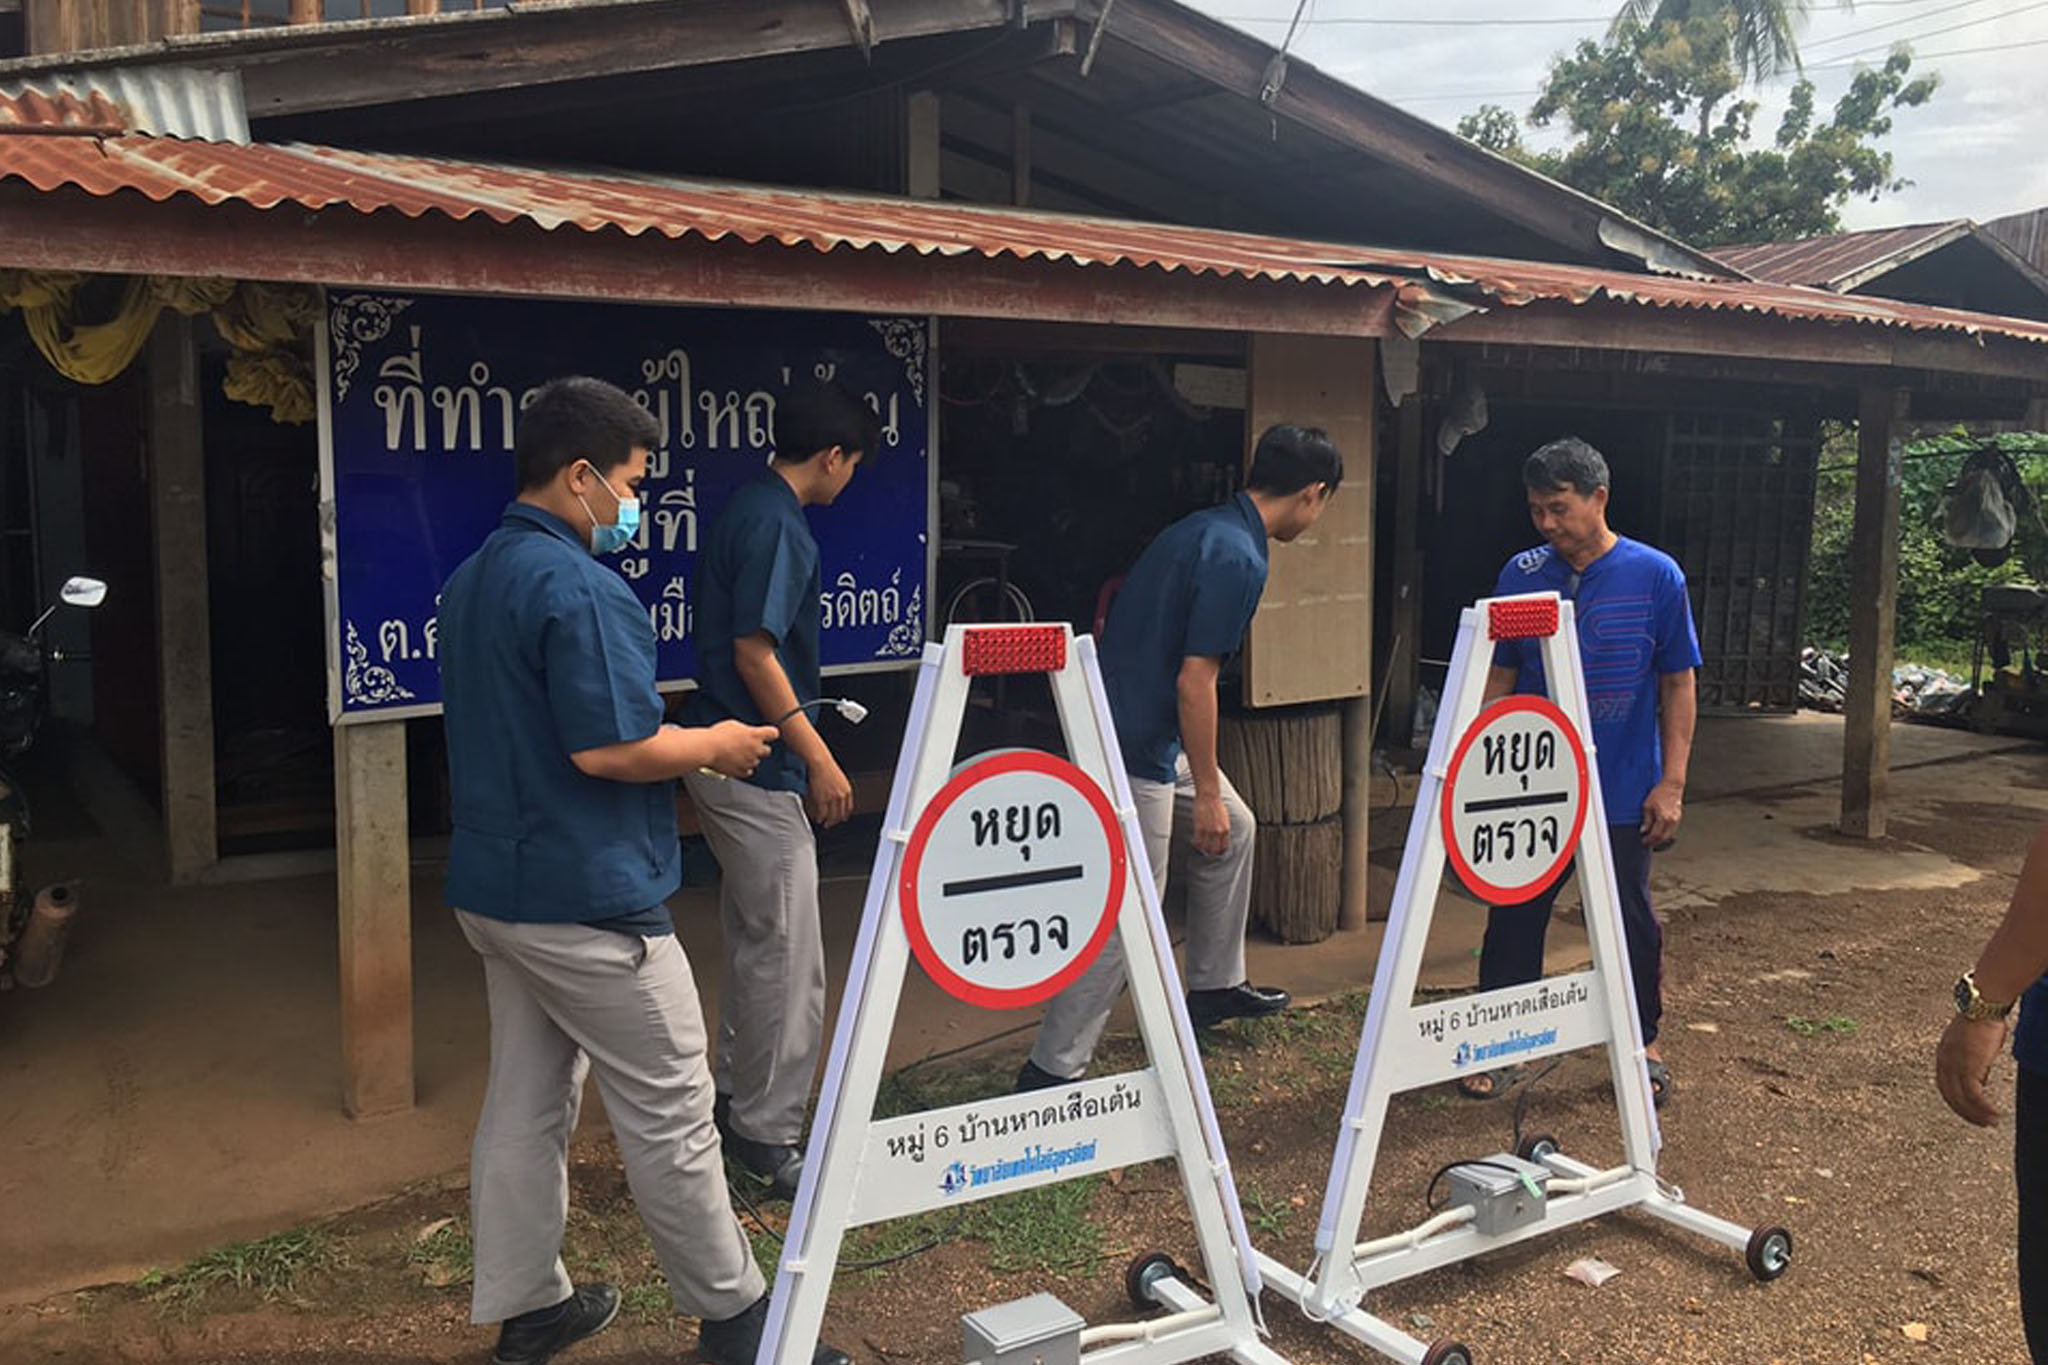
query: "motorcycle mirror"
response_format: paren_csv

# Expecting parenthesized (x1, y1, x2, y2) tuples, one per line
(59, 577, 107, 609)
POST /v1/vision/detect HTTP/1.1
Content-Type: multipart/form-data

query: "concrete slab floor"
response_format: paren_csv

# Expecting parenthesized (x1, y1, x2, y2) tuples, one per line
(0, 713, 2038, 1303)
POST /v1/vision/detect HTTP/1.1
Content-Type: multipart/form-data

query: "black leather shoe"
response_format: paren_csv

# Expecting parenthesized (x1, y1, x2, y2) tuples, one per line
(700, 1294, 853, 1365)
(491, 1283, 620, 1365)
(723, 1130, 804, 1201)
(1187, 982, 1291, 1029)
(1014, 1059, 1077, 1093)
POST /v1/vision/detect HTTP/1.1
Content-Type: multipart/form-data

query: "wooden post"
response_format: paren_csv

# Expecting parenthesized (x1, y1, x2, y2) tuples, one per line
(336, 720, 413, 1118)
(147, 318, 218, 885)
(1840, 387, 1908, 839)
(906, 91, 941, 199)
(1011, 104, 1032, 207)
(289, 0, 321, 23)
(1384, 395, 1425, 752)
(1244, 334, 1376, 932)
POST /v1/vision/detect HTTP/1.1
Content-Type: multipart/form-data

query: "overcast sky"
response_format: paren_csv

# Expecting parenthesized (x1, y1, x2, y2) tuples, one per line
(1181, 0, 2048, 232)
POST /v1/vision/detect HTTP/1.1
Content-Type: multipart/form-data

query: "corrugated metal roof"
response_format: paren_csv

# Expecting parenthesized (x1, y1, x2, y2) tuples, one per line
(2, 135, 2046, 350)
(0, 69, 248, 143)
(1717, 223, 1969, 291)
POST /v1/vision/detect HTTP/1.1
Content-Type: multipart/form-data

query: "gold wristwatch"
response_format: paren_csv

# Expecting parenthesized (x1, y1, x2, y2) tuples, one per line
(1954, 971, 2016, 1023)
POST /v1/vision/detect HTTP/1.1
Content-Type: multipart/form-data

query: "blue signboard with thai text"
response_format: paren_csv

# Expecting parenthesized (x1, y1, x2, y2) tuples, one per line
(319, 292, 932, 722)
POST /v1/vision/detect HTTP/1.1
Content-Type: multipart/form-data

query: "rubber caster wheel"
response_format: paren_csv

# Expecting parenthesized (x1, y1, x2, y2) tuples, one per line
(1420, 1340, 1474, 1365)
(1516, 1133, 1560, 1163)
(1745, 1225, 1793, 1282)
(1125, 1250, 1185, 1309)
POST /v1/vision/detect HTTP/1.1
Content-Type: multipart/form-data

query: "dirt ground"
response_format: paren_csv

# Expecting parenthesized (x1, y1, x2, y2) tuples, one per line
(2, 787, 2040, 1364)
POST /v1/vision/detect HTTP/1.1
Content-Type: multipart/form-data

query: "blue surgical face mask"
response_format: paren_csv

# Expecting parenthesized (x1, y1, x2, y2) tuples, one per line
(576, 462, 640, 556)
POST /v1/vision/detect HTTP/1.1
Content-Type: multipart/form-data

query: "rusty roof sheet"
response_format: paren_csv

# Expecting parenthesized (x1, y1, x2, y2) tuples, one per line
(1716, 223, 1972, 290)
(0, 71, 248, 141)
(3, 135, 2047, 350)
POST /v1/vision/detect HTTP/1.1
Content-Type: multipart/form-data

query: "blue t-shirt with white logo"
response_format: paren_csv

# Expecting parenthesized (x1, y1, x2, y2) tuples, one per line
(1491, 536, 1702, 827)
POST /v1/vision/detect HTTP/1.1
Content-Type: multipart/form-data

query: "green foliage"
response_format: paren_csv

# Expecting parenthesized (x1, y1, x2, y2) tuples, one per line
(1806, 428, 2048, 662)
(1457, 16, 1937, 246)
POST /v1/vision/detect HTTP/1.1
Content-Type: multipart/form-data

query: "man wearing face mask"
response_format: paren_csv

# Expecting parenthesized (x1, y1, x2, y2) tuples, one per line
(684, 377, 880, 1201)
(439, 377, 850, 1365)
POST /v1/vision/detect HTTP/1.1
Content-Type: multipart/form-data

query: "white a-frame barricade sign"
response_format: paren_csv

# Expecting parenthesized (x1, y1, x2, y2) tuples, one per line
(1251, 593, 1792, 1365)
(760, 623, 1290, 1365)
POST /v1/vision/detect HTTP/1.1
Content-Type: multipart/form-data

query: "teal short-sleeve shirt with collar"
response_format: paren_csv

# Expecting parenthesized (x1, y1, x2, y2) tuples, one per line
(439, 502, 681, 925)
(688, 472, 822, 795)
(1099, 493, 1269, 783)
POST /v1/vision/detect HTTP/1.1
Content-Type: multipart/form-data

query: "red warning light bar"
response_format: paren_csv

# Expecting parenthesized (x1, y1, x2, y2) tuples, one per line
(962, 626, 1067, 676)
(1488, 596, 1560, 640)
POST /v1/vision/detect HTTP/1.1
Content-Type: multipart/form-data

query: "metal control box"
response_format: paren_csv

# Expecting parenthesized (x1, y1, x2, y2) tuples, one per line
(963, 1293, 1085, 1365)
(1446, 1153, 1553, 1236)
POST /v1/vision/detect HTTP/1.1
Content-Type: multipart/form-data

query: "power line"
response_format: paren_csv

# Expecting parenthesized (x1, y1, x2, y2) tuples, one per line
(1807, 29, 2048, 65)
(1820, 0, 2048, 60)
(1801, 0, 2005, 49)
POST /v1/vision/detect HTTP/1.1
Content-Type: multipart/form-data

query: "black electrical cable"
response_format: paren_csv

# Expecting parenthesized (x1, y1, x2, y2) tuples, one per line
(1424, 1158, 1538, 1213)
(725, 1167, 953, 1273)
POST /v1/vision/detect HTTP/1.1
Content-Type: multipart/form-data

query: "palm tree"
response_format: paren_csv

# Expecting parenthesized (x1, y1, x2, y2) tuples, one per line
(1611, 0, 1838, 82)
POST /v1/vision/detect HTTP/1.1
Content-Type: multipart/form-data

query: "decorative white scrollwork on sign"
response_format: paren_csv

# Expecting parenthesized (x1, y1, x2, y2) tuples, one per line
(344, 621, 417, 706)
(329, 295, 414, 404)
(869, 318, 928, 407)
(881, 584, 925, 658)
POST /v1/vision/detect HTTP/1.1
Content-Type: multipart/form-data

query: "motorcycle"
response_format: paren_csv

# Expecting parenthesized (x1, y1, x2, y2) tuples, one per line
(0, 575, 107, 994)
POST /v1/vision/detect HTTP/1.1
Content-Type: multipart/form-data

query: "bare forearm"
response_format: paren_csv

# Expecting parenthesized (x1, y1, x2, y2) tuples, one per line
(1177, 664, 1223, 796)
(736, 641, 834, 771)
(1658, 670, 1697, 789)
(1484, 664, 1518, 702)
(1973, 826, 2048, 1003)
(573, 724, 724, 783)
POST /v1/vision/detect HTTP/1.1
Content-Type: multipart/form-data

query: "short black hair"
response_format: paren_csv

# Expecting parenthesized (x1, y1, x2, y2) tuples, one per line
(515, 377, 661, 491)
(775, 378, 883, 464)
(1524, 437, 1609, 496)
(1245, 424, 1343, 496)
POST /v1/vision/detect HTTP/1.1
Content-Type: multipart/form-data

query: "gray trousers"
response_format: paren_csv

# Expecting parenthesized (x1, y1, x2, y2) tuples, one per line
(1029, 755, 1256, 1078)
(456, 911, 765, 1325)
(681, 771, 825, 1147)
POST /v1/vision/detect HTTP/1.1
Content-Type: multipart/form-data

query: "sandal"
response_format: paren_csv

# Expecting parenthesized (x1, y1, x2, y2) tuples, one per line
(1646, 1058, 1674, 1109)
(1455, 1065, 1526, 1101)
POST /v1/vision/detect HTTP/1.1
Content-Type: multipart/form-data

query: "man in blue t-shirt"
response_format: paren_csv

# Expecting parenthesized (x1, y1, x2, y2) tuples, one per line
(683, 379, 880, 1201)
(441, 378, 848, 1365)
(1464, 436, 1700, 1108)
(1936, 824, 2048, 1362)
(1018, 424, 1343, 1090)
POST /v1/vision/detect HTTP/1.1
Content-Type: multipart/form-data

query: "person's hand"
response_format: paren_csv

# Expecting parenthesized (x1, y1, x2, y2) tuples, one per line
(1192, 792, 1231, 857)
(1936, 1013, 2009, 1127)
(807, 758, 855, 828)
(1641, 779, 1684, 847)
(705, 721, 778, 779)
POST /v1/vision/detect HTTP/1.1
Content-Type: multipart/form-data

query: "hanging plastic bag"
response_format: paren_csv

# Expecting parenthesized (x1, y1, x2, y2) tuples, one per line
(1942, 463, 2016, 550)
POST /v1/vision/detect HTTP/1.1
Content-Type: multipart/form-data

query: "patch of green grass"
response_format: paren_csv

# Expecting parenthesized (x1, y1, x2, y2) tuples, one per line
(140, 1228, 334, 1310)
(874, 1055, 1015, 1120)
(747, 1225, 783, 1286)
(967, 1177, 1104, 1275)
(622, 1281, 674, 1322)
(405, 1219, 473, 1290)
(1784, 1014, 1861, 1037)
(837, 1210, 954, 1281)
(1240, 1184, 1293, 1239)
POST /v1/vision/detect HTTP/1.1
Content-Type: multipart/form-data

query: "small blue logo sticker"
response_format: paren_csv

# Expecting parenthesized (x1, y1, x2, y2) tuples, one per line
(939, 1161, 969, 1197)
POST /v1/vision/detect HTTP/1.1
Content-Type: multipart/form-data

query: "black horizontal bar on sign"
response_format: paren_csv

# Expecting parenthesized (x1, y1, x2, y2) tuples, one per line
(1462, 791, 1572, 815)
(942, 865, 1086, 897)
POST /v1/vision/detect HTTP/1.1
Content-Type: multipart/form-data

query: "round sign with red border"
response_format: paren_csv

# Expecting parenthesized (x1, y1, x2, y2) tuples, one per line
(899, 750, 1127, 1009)
(1440, 695, 1591, 904)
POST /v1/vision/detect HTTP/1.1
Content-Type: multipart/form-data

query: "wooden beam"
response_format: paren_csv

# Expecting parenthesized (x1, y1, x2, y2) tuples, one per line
(906, 88, 941, 199)
(1434, 300, 2048, 385)
(1012, 102, 1031, 206)
(336, 719, 413, 1118)
(146, 316, 217, 885)
(1839, 387, 1908, 840)
(1098, 0, 1726, 276)
(0, 186, 1400, 339)
(1383, 394, 1424, 750)
(841, 0, 875, 59)
(219, 0, 1081, 118)
(944, 317, 1245, 356)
